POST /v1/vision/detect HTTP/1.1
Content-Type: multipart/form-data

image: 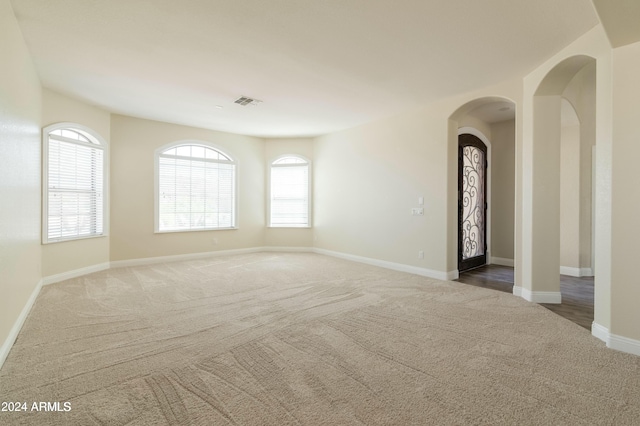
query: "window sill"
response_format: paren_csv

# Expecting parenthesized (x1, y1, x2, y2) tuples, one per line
(155, 227, 238, 234)
(42, 233, 108, 245)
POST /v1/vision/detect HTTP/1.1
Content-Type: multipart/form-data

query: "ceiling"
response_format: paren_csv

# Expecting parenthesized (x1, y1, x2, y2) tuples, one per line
(11, 0, 599, 138)
(466, 101, 516, 125)
(593, 0, 640, 48)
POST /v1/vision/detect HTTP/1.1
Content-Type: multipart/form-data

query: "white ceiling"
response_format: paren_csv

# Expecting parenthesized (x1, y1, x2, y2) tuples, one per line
(466, 101, 515, 124)
(11, 0, 599, 138)
(593, 0, 640, 48)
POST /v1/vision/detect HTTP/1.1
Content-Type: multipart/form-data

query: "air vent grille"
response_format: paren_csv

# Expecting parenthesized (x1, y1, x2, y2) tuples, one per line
(234, 96, 262, 106)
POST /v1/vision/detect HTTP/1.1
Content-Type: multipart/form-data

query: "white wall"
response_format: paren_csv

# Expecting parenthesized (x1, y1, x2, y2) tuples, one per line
(560, 119, 581, 270)
(314, 106, 446, 273)
(490, 119, 515, 261)
(109, 115, 265, 262)
(562, 62, 596, 273)
(611, 40, 640, 343)
(41, 89, 111, 277)
(314, 79, 521, 278)
(458, 115, 492, 141)
(0, 0, 42, 363)
(531, 95, 563, 293)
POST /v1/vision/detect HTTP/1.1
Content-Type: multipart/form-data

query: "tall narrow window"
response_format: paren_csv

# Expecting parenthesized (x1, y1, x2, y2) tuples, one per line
(43, 124, 106, 243)
(156, 143, 236, 232)
(270, 156, 310, 227)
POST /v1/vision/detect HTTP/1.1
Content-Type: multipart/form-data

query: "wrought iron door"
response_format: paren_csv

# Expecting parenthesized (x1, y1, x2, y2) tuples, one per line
(458, 134, 487, 272)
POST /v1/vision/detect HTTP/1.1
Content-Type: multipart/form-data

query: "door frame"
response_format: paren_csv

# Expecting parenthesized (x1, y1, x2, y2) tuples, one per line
(458, 129, 491, 272)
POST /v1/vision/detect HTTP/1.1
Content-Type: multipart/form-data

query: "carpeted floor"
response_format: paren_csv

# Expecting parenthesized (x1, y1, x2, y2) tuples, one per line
(1, 252, 639, 425)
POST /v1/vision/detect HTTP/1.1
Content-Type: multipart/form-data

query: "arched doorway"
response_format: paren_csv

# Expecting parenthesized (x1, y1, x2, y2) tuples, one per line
(458, 133, 488, 272)
(520, 55, 596, 305)
(447, 97, 516, 278)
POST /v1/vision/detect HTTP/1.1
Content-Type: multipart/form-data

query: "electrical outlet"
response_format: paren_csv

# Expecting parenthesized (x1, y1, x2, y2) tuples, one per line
(418, 250, 424, 259)
(212, 238, 218, 245)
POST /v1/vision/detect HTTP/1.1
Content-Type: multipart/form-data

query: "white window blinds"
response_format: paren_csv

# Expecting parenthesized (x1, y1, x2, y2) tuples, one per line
(157, 144, 236, 232)
(45, 128, 104, 243)
(270, 156, 310, 227)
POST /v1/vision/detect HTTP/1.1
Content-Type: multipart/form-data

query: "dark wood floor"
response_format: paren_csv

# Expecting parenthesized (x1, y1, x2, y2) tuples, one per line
(455, 264, 594, 330)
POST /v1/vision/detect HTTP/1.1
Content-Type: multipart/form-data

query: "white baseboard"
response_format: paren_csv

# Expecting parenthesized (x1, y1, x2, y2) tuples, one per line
(592, 322, 640, 357)
(263, 246, 314, 253)
(513, 286, 562, 304)
(491, 257, 514, 267)
(591, 322, 609, 342)
(109, 247, 265, 269)
(313, 248, 453, 281)
(486, 260, 595, 277)
(609, 333, 640, 356)
(47, 248, 448, 284)
(0, 279, 43, 370)
(42, 262, 111, 286)
(560, 266, 594, 277)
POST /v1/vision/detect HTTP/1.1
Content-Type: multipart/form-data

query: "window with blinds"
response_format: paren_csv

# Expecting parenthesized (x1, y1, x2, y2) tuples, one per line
(43, 125, 105, 243)
(157, 144, 236, 232)
(270, 156, 310, 227)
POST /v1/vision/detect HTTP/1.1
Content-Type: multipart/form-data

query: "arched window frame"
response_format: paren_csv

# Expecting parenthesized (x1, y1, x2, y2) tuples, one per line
(42, 122, 109, 244)
(154, 141, 238, 233)
(269, 154, 311, 228)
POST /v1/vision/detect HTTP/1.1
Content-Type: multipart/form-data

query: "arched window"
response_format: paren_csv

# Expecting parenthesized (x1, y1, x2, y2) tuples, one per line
(43, 123, 107, 243)
(269, 155, 310, 227)
(156, 143, 236, 232)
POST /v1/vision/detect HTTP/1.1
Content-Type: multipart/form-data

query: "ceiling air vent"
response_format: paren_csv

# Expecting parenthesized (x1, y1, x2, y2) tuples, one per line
(234, 96, 262, 106)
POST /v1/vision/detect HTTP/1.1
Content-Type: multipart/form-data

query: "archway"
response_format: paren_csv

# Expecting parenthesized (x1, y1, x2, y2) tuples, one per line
(448, 97, 516, 278)
(519, 55, 596, 304)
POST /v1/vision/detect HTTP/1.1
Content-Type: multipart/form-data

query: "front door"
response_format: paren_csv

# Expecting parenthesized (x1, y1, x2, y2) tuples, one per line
(458, 134, 487, 272)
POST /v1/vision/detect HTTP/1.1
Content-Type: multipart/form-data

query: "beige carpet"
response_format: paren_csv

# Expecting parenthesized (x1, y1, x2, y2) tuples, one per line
(0, 252, 639, 425)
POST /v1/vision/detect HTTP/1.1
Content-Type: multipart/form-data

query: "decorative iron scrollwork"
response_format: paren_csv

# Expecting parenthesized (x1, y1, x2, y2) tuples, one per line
(461, 145, 485, 260)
